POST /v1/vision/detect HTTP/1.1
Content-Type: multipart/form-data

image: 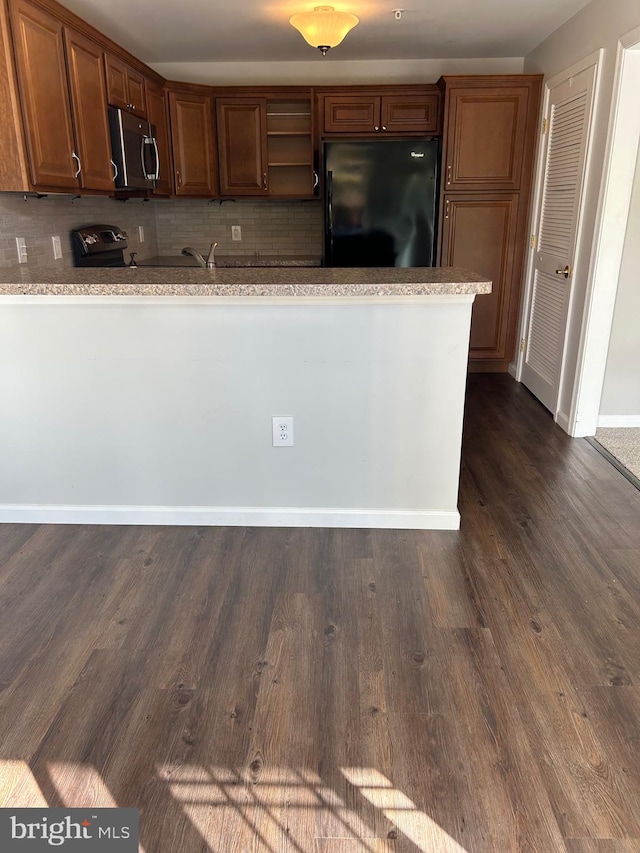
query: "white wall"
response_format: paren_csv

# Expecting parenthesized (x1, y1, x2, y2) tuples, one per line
(599, 142, 640, 417)
(0, 297, 473, 528)
(524, 0, 640, 431)
(151, 57, 524, 86)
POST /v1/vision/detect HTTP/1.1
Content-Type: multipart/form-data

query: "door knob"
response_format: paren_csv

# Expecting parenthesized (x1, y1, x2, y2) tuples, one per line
(555, 265, 571, 278)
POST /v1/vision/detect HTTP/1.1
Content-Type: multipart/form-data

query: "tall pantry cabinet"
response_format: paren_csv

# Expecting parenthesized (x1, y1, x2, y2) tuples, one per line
(438, 75, 542, 372)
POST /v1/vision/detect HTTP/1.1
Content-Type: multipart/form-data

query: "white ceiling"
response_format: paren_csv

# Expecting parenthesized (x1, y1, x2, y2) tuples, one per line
(58, 0, 593, 64)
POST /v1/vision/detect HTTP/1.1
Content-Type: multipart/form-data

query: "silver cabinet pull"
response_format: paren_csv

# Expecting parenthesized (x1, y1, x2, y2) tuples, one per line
(110, 159, 118, 182)
(176, 170, 181, 188)
(72, 151, 81, 178)
(374, 125, 380, 131)
(445, 199, 450, 219)
(381, 125, 387, 131)
(447, 164, 452, 185)
(263, 172, 268, 190)
(313, 170, 319, 189)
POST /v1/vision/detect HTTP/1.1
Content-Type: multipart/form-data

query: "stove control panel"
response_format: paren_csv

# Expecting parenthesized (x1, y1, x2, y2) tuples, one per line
(71, 224, 129, 265)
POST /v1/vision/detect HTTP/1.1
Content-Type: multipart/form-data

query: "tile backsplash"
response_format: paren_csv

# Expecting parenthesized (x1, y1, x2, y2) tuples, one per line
(0, 193, 158, 269)
(0, 192, 324, 269)
(153, 199, 323, 257)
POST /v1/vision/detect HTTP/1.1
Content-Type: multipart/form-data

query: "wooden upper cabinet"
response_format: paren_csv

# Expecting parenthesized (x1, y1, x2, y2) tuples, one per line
(9, 0, 78, 189)
(324, 95, 380, 133)
(216, 99, 268, 195)
(380, 94, 440, 133)
(168, 90, 217, 197)
(440, 192, 520, 362)
(105, 53, 147, 117)
(64, 28, 114, 192)
(443, 84, 532, 191)
(146, 81, 173, 195)
(322, 89, 440, 135)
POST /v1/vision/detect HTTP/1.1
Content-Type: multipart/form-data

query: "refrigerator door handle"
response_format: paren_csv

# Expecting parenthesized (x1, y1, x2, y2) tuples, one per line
(326, 169, 334, 266)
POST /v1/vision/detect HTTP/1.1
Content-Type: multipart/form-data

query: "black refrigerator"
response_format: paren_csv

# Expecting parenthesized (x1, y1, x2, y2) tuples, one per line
(324, 138, 440, 267)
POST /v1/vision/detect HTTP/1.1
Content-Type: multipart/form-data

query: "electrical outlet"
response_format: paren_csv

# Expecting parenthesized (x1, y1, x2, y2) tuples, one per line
(15, 237, 27, 264)
(52, 235, 62, 260)
(231, 225, 242, 241)
(272, 416, 294, 447)
(138, 225, 145, 243)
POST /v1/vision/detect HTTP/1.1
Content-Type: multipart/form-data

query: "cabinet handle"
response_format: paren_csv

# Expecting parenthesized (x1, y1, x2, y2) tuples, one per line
(374, 125, 380, 131)
(447, 164, 452, 185)
(111, 159, 118, 182)
(445, 199, 450, 219)
(313, 170, 319, 189)
(72, 151, 81, 178)
(263, 172, 268, 190)
(176, 170, 181, 188)
(381, 125, 387, 131)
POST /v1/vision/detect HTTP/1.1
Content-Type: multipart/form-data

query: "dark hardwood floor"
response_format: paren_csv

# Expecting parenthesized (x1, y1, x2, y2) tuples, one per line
(1, 374, 639, 852)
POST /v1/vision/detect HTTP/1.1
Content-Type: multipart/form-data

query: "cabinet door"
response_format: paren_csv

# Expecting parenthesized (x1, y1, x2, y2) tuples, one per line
(323, 95, 380, 133)
(104, 53, 128, 111)
(64, 29, 113, 191)
(9, 0, 78, 189)
(444, 87, 531, 190)
(146, 82, 173, 195)
(440, 193, 520, 363)
(169, 91, 217, 197)
(105, 54, 147, 117)
(216, 99, 267, 195)
(126, 67, 146, 117)
(381, 94, 440, 134)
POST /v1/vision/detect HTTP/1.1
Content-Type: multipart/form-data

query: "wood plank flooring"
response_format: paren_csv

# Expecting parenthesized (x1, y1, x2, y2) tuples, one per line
(1, 375, 639, 852)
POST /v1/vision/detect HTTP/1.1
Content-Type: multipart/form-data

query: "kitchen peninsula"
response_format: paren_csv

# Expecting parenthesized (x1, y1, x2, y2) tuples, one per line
(0, 266, 490, 530)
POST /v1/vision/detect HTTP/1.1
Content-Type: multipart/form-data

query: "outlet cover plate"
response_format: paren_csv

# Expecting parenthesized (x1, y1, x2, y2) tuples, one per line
(15, 236, 27, 264)
(272, 416, 293, 447)
(231, 225, 242, 241)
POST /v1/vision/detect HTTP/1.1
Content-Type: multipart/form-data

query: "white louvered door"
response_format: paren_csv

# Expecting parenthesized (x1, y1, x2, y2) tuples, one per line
(521, 65, 597, 413)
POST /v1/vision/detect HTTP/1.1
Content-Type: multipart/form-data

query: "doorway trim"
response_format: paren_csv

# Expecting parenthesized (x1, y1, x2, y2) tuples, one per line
(569, 26, 640, 436)
(515, 50, 603, 430)
(517, 28, 640, 437)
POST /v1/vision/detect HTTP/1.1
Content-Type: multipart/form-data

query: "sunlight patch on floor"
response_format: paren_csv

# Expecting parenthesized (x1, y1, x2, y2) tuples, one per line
(341, 767, 469, 853)
(0, 759, 47, 807)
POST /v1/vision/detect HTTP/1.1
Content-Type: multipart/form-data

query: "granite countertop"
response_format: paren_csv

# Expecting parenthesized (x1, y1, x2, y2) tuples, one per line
(0, 266, 492, 298)
(136, 254, 322, 268)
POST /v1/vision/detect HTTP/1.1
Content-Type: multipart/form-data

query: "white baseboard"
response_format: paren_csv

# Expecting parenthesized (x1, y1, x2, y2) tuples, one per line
(597, 415, 640, 428)
(0, 504, 461, 530)
(508, 360, 517, 379)
(556, 410, 572, 434)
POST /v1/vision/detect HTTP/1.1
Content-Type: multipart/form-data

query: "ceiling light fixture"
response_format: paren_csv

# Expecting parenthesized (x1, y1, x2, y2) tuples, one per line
(289, 5, 359, 56)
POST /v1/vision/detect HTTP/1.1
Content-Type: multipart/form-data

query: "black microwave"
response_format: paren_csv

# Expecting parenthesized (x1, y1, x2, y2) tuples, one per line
(108, 107, 159, 190)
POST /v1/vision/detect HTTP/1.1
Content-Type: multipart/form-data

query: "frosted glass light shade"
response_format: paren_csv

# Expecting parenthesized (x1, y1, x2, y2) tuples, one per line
(290, 5, 359, 54)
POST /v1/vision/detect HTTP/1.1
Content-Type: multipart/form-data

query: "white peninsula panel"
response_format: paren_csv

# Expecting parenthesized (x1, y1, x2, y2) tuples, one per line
(0, 267, 490, 529)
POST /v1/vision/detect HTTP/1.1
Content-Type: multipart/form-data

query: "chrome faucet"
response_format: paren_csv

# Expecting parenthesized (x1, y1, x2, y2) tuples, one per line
(181, 242, 218, 268)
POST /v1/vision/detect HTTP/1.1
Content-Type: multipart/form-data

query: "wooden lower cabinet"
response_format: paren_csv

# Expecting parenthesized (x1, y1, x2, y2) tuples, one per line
(168, 91, 217, 197)
(440, 193, 521, 367)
